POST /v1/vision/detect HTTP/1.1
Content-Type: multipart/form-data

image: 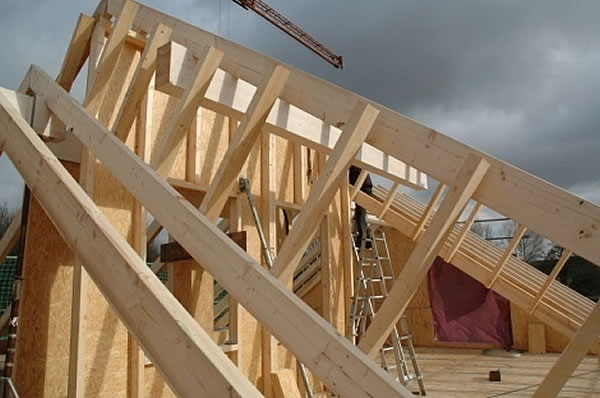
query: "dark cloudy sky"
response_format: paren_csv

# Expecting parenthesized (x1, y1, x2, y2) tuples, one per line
(1, 0, 599, 211)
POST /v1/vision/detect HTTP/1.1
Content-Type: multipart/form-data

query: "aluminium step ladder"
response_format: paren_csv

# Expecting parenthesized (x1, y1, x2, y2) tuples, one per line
(349, 226, 426, 395)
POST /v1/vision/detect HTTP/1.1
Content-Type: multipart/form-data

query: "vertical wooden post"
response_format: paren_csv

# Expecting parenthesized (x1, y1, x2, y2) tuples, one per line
(68, 17, 106, 398)
(320, 215, 332, 323)
(340, 183, 354, 339)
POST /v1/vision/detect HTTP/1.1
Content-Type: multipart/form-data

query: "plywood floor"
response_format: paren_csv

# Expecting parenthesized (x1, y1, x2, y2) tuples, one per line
(393, 348, 600, 397)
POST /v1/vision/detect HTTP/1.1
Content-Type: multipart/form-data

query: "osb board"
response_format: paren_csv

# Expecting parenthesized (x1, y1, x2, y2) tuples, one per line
(14, 193, 76, 397)
(144, 367, 176, 398)
(404, 308, 435, 347)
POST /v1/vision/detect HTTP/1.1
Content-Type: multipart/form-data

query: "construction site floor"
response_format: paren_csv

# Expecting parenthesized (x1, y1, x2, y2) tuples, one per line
(394, 347, 600, 397)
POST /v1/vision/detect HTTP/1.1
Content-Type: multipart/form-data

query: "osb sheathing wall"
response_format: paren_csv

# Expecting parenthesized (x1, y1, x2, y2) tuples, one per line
(14, 38, 347, 396)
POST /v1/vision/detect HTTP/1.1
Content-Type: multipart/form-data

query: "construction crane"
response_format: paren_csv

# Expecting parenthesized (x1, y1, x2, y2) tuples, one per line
(232, 0, 344, 69)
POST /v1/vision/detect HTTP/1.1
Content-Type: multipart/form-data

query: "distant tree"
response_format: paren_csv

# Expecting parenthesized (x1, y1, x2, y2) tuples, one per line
(546, 243, 565, 261)
(471, 222, 494, 241)
(501, 220, 548, 263)
(0, 202, 16, 237)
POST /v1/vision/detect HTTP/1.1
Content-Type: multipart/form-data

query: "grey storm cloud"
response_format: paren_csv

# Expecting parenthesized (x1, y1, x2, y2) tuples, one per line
(0, 0, 599, 208)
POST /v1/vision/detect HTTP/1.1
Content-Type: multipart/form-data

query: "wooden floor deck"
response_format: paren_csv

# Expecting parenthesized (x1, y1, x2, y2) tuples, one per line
(395, 348, 599, 397)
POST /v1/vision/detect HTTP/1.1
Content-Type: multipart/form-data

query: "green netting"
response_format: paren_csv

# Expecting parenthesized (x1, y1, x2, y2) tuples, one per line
(0, 256, 17, 312)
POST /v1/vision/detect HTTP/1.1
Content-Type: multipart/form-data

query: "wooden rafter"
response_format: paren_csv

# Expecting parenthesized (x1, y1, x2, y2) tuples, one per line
(487, 224, 527, 288)
(358, 154, 489, 358)
(155, 41, 426, 191)
(107, 0, 600, 266)
(445, 202, 481, 262)
(532, 300, 600, 397)
(0, 86, 262, 398)
(411, 183, 446, 241)
(151, 45, 224, 176)
(529, 249, 572, 315)
(271, 102, 380, 284)
(112, 22, 173, 141)
(56, 14, 96, 92)
(199, 64, 289, 222)
(26, 65, 413, 398)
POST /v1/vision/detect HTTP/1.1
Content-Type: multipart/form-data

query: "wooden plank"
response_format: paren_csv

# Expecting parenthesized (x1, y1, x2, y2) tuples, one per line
(378, 181, 400, 219)
(340, 183, 354, 338)
(151, 45, 223, 176)
(271, 369, 302, 398)
(112, 22, 173, 141)
(532, 300, 600, 397)
(487, 224, 527, 288)
(29, 66, 413, 398)
(271, 102, 380, 285)
(261, 129, 278, 397)
(350, 169, 368, 201)
(84, 0, 140, 115)
(110, 0, 600, 267)
(445, 202, 481, 263)
(528, 323, 546, 354)
(185, 109, 201, 182)
(155, 41, 426, 191)
(411, 183, 446, 241)
(358, 154, 489, 358)
(293, 143, 305, 203)
(320, 215, 333, 323)
(0, 89, 262, 398)
(0, 210, 21, 265)
(199, 64, 289, 222)
(160, 232, 247, 262)
(529, 250, 572, 315)
(56, 14, 96, 92)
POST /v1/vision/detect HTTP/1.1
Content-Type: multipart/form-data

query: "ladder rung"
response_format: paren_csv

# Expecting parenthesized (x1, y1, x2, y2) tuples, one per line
(356, 295, 386, 300)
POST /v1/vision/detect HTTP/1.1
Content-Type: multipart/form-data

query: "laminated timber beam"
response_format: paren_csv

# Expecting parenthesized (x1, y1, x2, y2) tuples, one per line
(111, 22, 173, 141)
(155, 41, 426, 191)
(56, 14, 96, 92)
(533, 300, 600, 397)
(106, 0, 600, 266)
(358, 154, 490, 358)
(271, 102, 380, 284)
(199, 64, 290, 222)
(26, 65, 413, 398)
(0, 86, 261, 398)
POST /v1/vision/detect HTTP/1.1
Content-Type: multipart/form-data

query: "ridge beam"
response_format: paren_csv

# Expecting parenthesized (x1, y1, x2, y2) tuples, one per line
(28, 65, 413, 398)
(155, 41, 427, 190)
(271, 102, 380, 284)
(358, 154, 489, 358)
(199, 64, 290, 222)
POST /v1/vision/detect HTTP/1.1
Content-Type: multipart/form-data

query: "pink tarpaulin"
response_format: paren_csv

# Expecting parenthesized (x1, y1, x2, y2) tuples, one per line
(428, 257, 513, 347)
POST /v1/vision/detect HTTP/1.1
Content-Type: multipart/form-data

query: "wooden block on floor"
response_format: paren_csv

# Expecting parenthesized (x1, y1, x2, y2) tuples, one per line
(160, 231, 246, 262)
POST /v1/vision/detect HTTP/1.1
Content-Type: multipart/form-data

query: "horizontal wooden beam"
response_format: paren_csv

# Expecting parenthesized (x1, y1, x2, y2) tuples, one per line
(155, 41, 427, 190)
(0, 87, 261, 398)
(110, 0, 600, 265)
(160, 231, 246, 262)
(29, 65, 413, 398)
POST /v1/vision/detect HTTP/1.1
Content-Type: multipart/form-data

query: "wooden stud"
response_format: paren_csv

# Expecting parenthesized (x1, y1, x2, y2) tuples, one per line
(411, 183, 446, 241)
(0, 86, 262, 398)
(487, 224, 527, 288)
(68, 17, 106, 397)
(378, 181, 400, 219)
(28, 65, 412, 398)
(199, 64, 290, 222)
(83, 0, 140, 115)
(56, 14, 96, 92)
(529, 249, 572, 315)
(185, 109, 201, 182)
(271, 102, 380, 285)
(358, 154, 489, 358)
(261, 129, 278, 397)
(445, 202, 482, 263)
(0, 209, 21, 266)
(532, 300, 600, 398)
(228, 197, 243, 367)
(320, 215, 333, 323)
(151, 45, 224, 176)
(293, 143, 306, 203)
(340, 183, 354, 338)
(112, 22, 173, 141)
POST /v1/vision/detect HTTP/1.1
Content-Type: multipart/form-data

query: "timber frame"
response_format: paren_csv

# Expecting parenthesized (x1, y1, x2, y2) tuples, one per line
(0, 0, 598, 397)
